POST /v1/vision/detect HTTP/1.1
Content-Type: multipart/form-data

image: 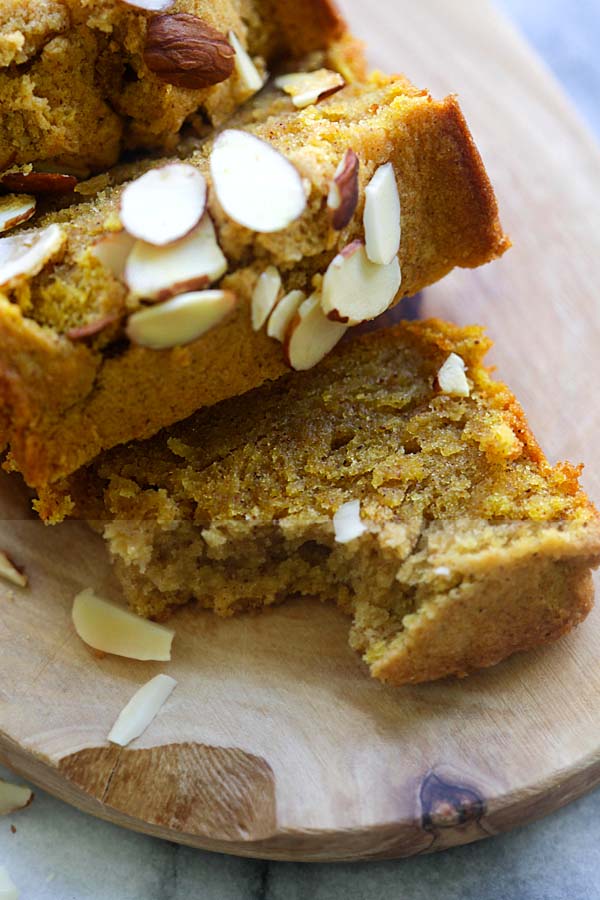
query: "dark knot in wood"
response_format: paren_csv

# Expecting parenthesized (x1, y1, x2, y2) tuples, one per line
(420, 771, 485, 833)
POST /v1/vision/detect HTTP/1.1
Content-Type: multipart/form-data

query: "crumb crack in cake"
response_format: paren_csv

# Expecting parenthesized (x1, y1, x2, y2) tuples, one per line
(47, 320, 600, 686)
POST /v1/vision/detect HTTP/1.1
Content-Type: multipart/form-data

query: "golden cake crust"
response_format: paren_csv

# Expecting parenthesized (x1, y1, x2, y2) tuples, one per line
(45, 320, 600, 686)
(0, 0, 359, 173)
(1, 78, 509, 498)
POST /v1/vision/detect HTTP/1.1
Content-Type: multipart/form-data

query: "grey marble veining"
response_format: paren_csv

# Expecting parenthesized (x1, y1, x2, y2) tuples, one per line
(3, 1, 600, 897)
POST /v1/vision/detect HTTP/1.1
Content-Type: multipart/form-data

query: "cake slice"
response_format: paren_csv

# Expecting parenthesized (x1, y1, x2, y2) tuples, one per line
(0, 0, 359, 175)
(0, 73, 509, 502)
(50, 320, 600, 686)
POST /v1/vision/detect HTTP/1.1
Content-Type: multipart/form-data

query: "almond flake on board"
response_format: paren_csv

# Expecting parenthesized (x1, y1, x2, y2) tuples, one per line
(284, 291, 347, 371)
(0, 780, 32, 816)
(0, 866, 18, 900)
(210, 130, 306, 233)
(108, 674, 177, 747)
(72, 588, 175, 661)
(125, 214, 227, 301)
(127, 289, 236, 349)
(321, 240, 401, 325)
(120, 164, 207, 246)
(275, 69, 345, 108)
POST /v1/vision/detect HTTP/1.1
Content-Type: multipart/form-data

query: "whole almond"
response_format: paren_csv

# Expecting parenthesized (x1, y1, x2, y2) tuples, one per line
(144, 14, 235, 89)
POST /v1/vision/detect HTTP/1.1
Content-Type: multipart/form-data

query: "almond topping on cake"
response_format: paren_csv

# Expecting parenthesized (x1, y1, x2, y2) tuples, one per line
(228, 31, 264, 98)
(363, 162, 401, 265)
(120, 164, 207, 246)
(125, 214, 227, 300)
(121, 0, 174, 9)
(251, 266, 282, 330)
(0, 224, 66, 289)
(327, 149, 359, 230)
(72, 588, 175, 661)
(321, 239, 401, 324)
(275, 69, 345, 108)
(284, 292, 348, 370)
(333, 499, 367, 543)
(0, 195, 36, 234)
(267, 289, 306, 342)
(144, 14, 235, 89)
(436, 353, 471, 397)
(90, 231, 135, 280)
(0, 172, 77, 194)
(108, 675, 177, 747)
(210, 130, 307, 233)
(127, 289, 236, 349)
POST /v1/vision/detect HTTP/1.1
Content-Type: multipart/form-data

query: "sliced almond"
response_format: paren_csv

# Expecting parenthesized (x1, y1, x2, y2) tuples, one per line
(0, 223, 66, 289)
(127, 289, 236, 349)
(108, 674, 177, 747)
(0, 779, 32, 816)
(0, 867, 18, 900)
(67, 314, 120, 342)
(72, 588, 175, 661)
(121, 164, 207, 247)
(229, 31, 264, 98)
(90, 231, 135, 280)
(333, 499, 367, 544)
(321, 240, 401, 325)
(327, 149, 359, 231)
(125, 215, 227, 301)
(363, 162, 401, 265)
(267, 289, 305, 342)
(436, 353, 470, 397)
(0, 195, 36, 234)
(121, 0, 174, 9)
(275, 69, 345, 108)
(0, 551, 27, 588)
(284, 292, 347, 371)
(1, 172, 77, 194)
(251, 266, 281, 331)
(210, 129, 306, 233)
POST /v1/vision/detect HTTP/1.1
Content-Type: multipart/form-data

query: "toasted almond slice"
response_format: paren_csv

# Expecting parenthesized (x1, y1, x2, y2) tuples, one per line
(67, 314, 120, 343)
(229, 31, 264, 98)
(210, 130, 306, 233)
(0, 779, 32, 816)
(251, 266, 281, 331)
(284, 291, 347, 371)
(436, 353, 470, 397)
(363, 162, 401, 265)
(90, 231, 135, 280)
(73, 588, 175, 661)
(333, 499, 367, 544)
(267, 289, 305, 342)
(127, 289, 236, 349)
(327, 149, 359, 231)
(0, 551, 27, 588)
(108, 674, 177, 747)
(125, 215, 227, 301)
(275, 69, 345, 108)
(120, 164, 207, 246)
(0, 171, 77, 194)
(0, 223, 66, 289)
(0, 195, 36, 234)
(120, 0, 174, 9)
(0, 867, 18, 900)
(321, 240, 401, 325)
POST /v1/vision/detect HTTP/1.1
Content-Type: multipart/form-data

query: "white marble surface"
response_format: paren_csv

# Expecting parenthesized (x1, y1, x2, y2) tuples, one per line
(3, 2, 600, 898)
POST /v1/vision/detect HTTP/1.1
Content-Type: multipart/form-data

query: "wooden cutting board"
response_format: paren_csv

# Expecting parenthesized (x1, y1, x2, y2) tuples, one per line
(2, 0, 600, 863)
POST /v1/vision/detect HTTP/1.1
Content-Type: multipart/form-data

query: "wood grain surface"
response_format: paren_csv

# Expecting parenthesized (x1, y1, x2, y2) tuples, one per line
(1, 0, 600, 862)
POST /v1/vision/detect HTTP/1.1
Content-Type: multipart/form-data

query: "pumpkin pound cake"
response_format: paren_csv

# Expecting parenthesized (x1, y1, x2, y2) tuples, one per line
(57, 321, 600, 686)
(1, 73, 508, 501)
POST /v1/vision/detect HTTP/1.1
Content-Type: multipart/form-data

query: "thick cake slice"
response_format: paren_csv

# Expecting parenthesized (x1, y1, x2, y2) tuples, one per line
(0, 0, 358, 174)
(50, 320, 600, 686)
(0, 74, 508, 500)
